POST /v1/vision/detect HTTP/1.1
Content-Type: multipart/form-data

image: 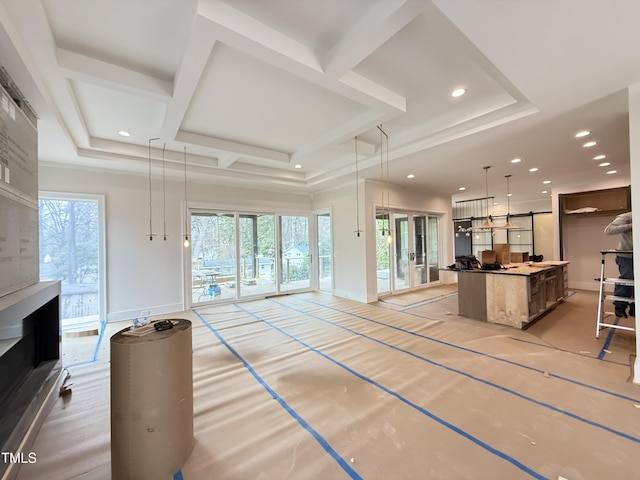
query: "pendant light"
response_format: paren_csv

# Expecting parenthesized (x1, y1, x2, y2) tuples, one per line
(353, 136, 362, 237)
(480, 166, 496, 229)
(502, 174, 517, 229)
(161, 142, 168, 241)
(377, 124, 393, 243)
(147, 137, 160, 241)
(182, 146, 190, 248)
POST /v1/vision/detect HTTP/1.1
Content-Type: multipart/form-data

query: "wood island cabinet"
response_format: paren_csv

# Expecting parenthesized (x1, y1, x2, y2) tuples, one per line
(457, 262, 569, 329)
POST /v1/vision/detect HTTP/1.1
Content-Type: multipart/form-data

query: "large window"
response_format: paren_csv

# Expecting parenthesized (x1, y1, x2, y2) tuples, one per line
(39, 194, 104, 330)
(188, 210, 316, 305)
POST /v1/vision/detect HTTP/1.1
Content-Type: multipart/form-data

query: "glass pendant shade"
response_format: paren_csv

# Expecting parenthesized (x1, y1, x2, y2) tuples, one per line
(481, 166, 494, 229)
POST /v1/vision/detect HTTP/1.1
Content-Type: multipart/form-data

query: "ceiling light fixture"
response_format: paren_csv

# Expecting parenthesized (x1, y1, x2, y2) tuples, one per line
(529, 167, 539, 172)
(118, 130, 130, 137)
(147, 137, 160, 241)
(583, 141, 597, 148)
(407, 174, 414, 179)
(543, 180, 551, 184)
(606, 170, 618, 175)
(511, 158, 522, 163)
(599, 162, 611, 167)
(480, 166, 496, 229)
(451, 88, 466, 97)
(458, 187, 466, 191)
(575, 130, 590, 138)
(542, 190, 548, 194)
(593, 155, 606, 160)
(294, 164, 302, 169)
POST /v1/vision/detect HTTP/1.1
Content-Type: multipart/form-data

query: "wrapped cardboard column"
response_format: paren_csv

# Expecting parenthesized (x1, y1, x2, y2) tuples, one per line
(110, 319, 193, 480)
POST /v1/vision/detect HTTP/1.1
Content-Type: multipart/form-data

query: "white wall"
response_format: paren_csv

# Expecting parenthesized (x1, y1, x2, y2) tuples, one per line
(562, 214, 619, 290)
(313, 183, 368, 302)
(39, 164, 312, 322)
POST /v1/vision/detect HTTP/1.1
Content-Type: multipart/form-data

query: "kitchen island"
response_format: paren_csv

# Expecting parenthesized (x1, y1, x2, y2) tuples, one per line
(457, 261, 569, 329)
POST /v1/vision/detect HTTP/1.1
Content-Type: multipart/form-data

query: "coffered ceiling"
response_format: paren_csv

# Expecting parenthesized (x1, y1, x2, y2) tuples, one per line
(1, 0, 638, 208)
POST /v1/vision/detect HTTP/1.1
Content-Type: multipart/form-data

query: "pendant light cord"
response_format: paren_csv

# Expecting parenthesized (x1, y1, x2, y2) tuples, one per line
(183, 146, 189, 247)
(354, 136, 361, 236)
(148, 137, 159, 241)
(162, 143, 167, 240)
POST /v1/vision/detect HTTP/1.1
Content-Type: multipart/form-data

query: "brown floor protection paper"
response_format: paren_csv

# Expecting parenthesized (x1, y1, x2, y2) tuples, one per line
(14, 288, 640, 480)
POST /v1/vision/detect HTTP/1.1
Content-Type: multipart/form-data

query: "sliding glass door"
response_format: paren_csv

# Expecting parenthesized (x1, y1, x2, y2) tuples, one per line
(238, 213, 276, 298)
(190, 212, 237, 304)
(188, 210, 315, 304)
(317, 213, 332, 292)
(279, 215, 310, 292)
(413, 215, 428, 287)
(377, 208, 441, 295)
(393, 213, 410, 292)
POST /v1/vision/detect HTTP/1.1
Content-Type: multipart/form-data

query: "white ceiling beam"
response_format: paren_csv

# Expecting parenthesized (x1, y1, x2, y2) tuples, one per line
(217, 153, 239, 169)
(291, 108, 386, 163)
(323, 0, 427, 79)
(339, 71, 406, 112)
(87, 137, 207, 164)
(197, 0, 405, 116)
(0, 1, 89, 149)
(337, 137, 376, 157)
(176, 130, 289, 164)
(56, 48, 172, 101)
(160, 14, 217, 140)
(197, 0, 322, 73)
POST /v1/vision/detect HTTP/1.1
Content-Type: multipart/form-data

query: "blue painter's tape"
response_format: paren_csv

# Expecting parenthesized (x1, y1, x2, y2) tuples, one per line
(297, 296, 640, 404)
(92, 321, 107, 362)
(233, 303, 546, 480)
(508, 336, 629, 367)
(266, 298, 640, 446)
(597, 316, 620, 360)
(193, 309, 362, 480)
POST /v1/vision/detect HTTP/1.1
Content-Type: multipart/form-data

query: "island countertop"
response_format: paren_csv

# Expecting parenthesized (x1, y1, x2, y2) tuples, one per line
(457, 261, 569, 328)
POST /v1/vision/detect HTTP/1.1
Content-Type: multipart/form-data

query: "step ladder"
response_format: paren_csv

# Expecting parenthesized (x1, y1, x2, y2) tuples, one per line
(595, 249, 635, 338)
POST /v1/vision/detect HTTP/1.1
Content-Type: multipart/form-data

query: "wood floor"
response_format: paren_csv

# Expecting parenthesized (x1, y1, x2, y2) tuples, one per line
(13, 288, 639, 480)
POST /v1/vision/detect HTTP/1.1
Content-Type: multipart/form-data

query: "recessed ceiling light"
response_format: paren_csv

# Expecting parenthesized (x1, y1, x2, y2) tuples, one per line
(599, 162, 611, 167)
(407, 174, 415, 179)
(543, 180, 551, 184)
(507, 193, 512, 197)
(118, 130, 130, 137)
(294, 164, 302, 169)
(606, 170, 617, 175)
(511, 158, 522, 163)
(458, 187, 466, 191)
(451, 88, 466, 97)
(529, 167, 539, 172)
(583, 141, 597, 148)
(575, 130, 590, 138)
(593, 154, 606, 160)
(542, 190, 548, 194)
